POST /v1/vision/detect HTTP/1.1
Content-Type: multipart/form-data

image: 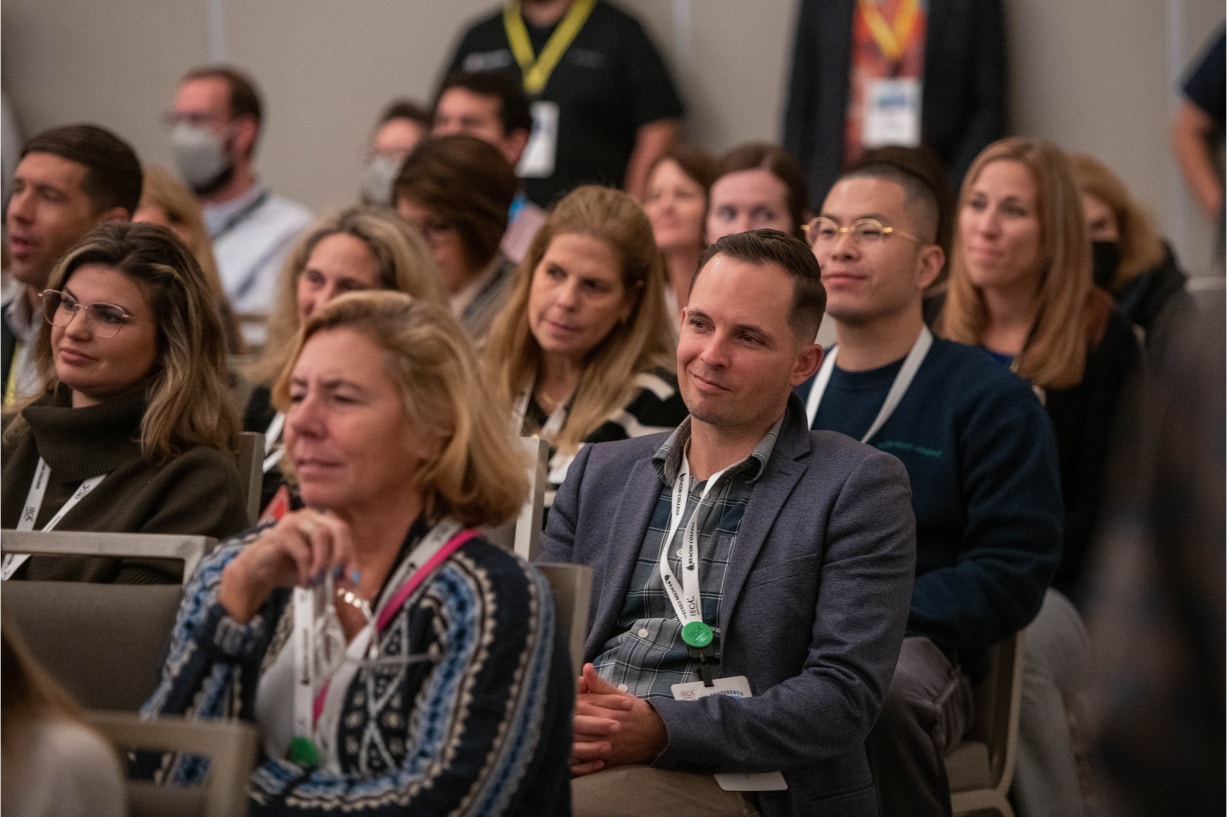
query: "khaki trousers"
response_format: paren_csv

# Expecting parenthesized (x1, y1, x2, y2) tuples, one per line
(572, 765, 761, 817)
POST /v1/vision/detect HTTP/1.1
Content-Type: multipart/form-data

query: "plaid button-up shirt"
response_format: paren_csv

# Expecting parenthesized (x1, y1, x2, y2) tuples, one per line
(591, 415, 782, 700)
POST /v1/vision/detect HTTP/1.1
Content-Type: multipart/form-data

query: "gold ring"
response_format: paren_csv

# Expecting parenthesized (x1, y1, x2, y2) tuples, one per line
(298, 518, 318, 539)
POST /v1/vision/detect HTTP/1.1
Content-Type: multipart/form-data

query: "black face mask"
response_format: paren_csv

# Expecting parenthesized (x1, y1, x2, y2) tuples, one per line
(1091, 240, 1121, 289)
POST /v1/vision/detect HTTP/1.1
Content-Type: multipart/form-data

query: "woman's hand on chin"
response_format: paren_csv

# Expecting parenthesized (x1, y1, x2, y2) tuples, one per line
(218, 510, 355, 623)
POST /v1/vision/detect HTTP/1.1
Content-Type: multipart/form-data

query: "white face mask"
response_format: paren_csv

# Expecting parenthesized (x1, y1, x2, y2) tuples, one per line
(170, 122, 232, 191)
(361, 154, 402, 206)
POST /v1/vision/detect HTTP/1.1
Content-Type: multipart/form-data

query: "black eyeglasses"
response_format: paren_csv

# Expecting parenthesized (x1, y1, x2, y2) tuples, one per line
(39, 290, 136, 339)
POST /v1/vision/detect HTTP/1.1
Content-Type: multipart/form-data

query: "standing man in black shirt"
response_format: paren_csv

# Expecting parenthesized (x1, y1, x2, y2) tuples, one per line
(442, 0, 684, 208)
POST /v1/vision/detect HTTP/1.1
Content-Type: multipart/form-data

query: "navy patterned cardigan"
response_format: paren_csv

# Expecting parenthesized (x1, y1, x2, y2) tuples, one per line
(141, 525, 573, 816)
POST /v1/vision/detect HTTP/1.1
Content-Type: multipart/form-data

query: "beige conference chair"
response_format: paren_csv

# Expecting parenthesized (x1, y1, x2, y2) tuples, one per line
(945, 631, 1026, 817)
(535, 562, 593, 675)
(90, 710, 259, 817)
(235, 430, 265, 524)
(485, 435, 548, 561)
(1, 530, 215, 711)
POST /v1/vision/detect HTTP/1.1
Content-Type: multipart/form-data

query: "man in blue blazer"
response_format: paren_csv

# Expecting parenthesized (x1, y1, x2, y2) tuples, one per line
(541, 229, 917, 817)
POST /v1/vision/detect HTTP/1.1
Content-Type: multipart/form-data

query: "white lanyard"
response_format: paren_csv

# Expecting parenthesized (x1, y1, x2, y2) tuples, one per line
(804, 326, 933, 441)
(512, 387, 568, 439)
(657, 457, 730, 634)
(1, 458, 106, 579)
(291, 516, 462, 764)
(263, 411, 286, 473)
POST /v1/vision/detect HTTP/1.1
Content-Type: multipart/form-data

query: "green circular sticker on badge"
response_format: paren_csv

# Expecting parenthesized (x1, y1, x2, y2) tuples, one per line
(289, 735, 320, 767)
(681, 621, 713, 649)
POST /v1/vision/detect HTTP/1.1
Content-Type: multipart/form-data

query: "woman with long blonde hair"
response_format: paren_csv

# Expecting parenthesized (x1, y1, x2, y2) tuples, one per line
(938, 136, 1142, 817)
(939, 135, 1142, 585)
(484, 185, 687, 508)
(2, 614, 126, 817)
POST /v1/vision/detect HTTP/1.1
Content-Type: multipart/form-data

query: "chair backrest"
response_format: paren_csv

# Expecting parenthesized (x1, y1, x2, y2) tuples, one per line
(2, 529, 214, 586)
(1, 531, 215, 711)
(236, 430, 265, 524)
(946, 630, 1025, 817)
(535, 562, 593, 674)
(89, 710, 259, 817)
(6, 581, 183, 710)
(485, 436, 548, 561)
(968, 630, 1024, 784)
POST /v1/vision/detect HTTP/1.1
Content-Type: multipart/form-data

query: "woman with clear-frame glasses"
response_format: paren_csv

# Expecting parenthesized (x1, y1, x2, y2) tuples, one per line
(142, 292, 573, 816)
(0, 222, 249, 583)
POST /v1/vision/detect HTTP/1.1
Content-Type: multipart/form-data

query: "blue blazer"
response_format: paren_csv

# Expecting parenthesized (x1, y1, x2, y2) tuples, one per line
(542, 397, 917, 817)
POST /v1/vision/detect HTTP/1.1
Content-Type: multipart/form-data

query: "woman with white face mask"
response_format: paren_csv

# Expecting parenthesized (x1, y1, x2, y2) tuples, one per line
(359, 100, 431, 206)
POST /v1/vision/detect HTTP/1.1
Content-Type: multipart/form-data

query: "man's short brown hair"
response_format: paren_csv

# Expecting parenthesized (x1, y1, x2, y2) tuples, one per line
(181, 65, 262, 123)
(695, 229, 827, 342)
(20, 124, 142, 216)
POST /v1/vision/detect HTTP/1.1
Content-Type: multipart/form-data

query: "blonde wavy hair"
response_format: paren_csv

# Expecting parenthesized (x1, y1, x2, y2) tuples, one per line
(248, 206, 443, 387)
(938, 137, 1101, 390)
(483, 185, 674, 456)
(3, 222, 239, 462)
(273, 292, 527, 529)
(137, 164, 244, 353)
(1069, 152, 1166, 292)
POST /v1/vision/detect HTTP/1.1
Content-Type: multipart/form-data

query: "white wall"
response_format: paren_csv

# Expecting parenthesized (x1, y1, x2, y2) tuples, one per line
(2, 0, 1222, 276)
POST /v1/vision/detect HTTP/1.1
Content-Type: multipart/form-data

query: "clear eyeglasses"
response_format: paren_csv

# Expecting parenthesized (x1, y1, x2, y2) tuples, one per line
(39, 289, 136, 339)
(804, 217, 925, 249)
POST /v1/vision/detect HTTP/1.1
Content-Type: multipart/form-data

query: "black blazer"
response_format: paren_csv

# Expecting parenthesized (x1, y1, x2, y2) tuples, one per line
(783, 0, 1007, 208)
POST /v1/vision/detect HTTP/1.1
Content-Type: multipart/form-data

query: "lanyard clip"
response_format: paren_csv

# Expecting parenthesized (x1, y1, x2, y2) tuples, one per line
(687, 643, 719, 688)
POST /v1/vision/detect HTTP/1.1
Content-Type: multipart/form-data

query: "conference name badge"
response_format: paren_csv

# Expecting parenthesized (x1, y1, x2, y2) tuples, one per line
(518, 100, 559, 179)
(863, 77, 922, 148)
(670, 675, 788, 792)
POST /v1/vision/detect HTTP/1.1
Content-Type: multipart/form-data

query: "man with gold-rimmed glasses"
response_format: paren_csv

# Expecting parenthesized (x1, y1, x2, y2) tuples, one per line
(797, 155, 1062, 817)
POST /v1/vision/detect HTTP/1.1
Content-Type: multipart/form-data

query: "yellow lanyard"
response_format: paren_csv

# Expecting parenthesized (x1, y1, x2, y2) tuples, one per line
(858, 0, 921, 64)
(4, 341, 22, 406)
(503, 0, 596, 95)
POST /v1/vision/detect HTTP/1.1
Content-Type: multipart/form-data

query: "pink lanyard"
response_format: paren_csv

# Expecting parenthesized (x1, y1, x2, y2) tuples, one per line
(311, 527, 480, 721)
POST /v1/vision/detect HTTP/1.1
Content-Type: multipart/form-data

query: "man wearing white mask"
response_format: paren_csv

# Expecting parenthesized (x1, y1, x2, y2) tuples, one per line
(169, 66, 311, 332)
(359, 99, 431, 207)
